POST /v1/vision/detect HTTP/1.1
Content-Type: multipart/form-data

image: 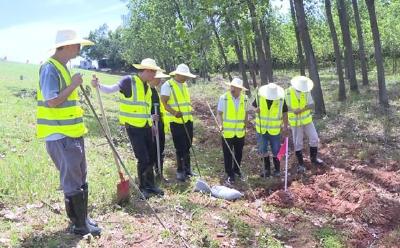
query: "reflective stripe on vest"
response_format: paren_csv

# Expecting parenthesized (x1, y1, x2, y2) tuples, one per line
(222, 92, 246, 138)
(285, 87, 312, 127)
(166, 79, 193, 124)
(119, 75, 152, 127)
(255, 96, 283, 135)
(36, 58, 86, 138)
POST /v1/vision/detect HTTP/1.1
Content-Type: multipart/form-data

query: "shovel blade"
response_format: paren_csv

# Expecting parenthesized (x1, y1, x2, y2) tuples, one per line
(117, 179, 130, 203)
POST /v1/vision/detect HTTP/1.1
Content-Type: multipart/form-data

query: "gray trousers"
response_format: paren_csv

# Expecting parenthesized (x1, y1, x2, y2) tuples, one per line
(291, 122, 319, 151)
(46, 137, 87, 196)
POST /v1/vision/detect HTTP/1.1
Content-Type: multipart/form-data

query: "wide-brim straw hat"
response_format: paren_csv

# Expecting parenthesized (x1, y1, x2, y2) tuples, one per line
(155, 71, 170, 79)
(133, 58, 162, 71)
(224, 77, 248, 91)
(169, 63, 196, 78)
(258, 83, 285, 100)
(291, 76, 314, 92)
(53, 29, 94, 49)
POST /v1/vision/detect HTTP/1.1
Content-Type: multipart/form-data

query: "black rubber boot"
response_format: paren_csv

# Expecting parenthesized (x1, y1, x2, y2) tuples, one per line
(176, 154, 186, 182)
(260, 156, 271, 178)
(81, 184, 98, 227)
(145, 166, 164, 196)
(138, 165, 151, 199)
(65, 196, 77, 225)
(70, 191, 101, 236)
(310, 147, 324, 166)
(295, 150, 306, 173)
(272, 157, 281, 177)
(184, 154, 197, 177)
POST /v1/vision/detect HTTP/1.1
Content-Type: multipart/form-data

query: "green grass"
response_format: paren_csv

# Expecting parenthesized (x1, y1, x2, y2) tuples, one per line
(315, 227, 344, 248)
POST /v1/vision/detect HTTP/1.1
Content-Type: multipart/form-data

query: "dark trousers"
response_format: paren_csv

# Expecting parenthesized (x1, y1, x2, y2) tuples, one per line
(170, 121, 193, 172)
(152, 120, 165, 173)
(222, 136, 245, 178)
(126, 124, 155, 189)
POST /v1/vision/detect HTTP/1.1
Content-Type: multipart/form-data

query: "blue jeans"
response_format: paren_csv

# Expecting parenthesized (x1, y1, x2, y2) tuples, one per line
(256, 132, 281, 157)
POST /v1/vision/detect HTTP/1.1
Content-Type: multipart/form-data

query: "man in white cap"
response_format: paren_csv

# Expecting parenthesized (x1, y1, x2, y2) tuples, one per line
(37, 29, 101, 236)
(91, 58, 164, 198)
(252, 83, 289, 178)
(160, 64, 196, 182)
(217, 77, 249, 184)
(148, 71, 170, 181)
(285, 76, 323, 173)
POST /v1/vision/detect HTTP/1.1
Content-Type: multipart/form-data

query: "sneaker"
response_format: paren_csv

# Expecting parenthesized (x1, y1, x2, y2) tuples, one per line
(297, 165, 306, 174)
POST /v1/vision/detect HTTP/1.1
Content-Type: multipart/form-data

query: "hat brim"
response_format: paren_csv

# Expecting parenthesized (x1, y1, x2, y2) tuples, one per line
(170, 71, 197, 78)
(258, 85, 285, 100)
(291, 77, 314, 92)
(133, 64, 162, 71)
(54, 39, 94, 49)
(224, 82, 248, 91)
(155, 72, 170, 79)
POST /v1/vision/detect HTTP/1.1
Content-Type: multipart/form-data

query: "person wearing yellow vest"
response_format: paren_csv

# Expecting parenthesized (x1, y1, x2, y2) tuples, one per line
(148, 71, 170, 181)
(285, 76, 323, 173)
(252, 83, 289, 178)
(217, 78, 249, 184)
(91, 58, 164, 199)
(37, 29, 101, 236)
(160, 64, 196, 182)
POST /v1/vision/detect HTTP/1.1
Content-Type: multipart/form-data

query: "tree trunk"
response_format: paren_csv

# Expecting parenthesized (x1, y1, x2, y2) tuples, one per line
(365, 0, 389, 107)
(246, 41, 258, 88)
(260, 19, 274, 82)
(352, 0, 369, 85)
(294, 0, 326, 116)
(228, 19, 250, 91)
(325, 0, 346, 101)
(210, 15, 232, 81)
(289, 0, 306, 75)
(247, 0, 269, 85)
(251, 41, 258, 75)
(337, 0, 359, 92)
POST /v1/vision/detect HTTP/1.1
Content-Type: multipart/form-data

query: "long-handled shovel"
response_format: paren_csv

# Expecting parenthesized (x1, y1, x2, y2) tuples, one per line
(153, 103, 162, 179)
(93, 78, 129, 203)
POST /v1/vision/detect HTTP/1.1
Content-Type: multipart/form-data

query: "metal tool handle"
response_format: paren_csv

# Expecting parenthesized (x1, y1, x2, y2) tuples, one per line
(153, 103, 162, 177)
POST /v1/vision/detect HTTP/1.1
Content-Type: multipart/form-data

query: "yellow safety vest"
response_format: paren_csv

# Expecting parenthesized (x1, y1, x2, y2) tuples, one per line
(255, 96, 284, 135)
(36, 58, 87, 138)
(165, 79, 193, 124)
(285, 87, 312, 127)
(221, 92, 246, 138)
(119, 75, 153, 127)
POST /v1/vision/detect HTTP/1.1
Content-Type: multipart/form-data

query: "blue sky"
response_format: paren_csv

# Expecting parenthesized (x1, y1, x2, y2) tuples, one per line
(0, 0, 128, 64)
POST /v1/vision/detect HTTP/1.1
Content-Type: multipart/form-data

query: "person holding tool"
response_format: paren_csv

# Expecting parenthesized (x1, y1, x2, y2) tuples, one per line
(148, 71, 170, 182)
(285, 76, 323, 173)
(91, 58, 164, 199)
(216, 77, 249, 184)
(37, 29, 101, 236)
(252, 83, 289, 178)
(160, 64, 196, 182)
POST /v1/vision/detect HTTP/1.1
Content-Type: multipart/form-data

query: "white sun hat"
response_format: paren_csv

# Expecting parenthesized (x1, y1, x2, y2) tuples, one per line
(169, 64, 196, 78)
(290, 76, 314, 92)
(154, 71, 170, 79)
(133, 58, 162, 71)
(258, 83, 285, 100)
(224, 77, 248, 91)
(53, 29, 94, 49)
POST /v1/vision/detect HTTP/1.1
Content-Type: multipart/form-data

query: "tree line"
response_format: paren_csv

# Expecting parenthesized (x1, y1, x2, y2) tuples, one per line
(83, 0, 400, 115)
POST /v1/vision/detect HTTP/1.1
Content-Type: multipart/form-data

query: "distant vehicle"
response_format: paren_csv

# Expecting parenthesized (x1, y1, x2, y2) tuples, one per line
(79, 60, 96, 70)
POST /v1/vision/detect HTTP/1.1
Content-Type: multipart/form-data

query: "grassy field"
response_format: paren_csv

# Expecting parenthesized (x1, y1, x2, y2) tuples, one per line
(0, 60, 399, 247)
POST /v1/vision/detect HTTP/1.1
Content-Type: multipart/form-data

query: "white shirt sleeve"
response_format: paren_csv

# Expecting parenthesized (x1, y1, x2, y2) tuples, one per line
(307, 92, 314, 105)
(160, 82, 171, 96)
(217, 95, 225, 112)
(98, 83, 120, 94)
